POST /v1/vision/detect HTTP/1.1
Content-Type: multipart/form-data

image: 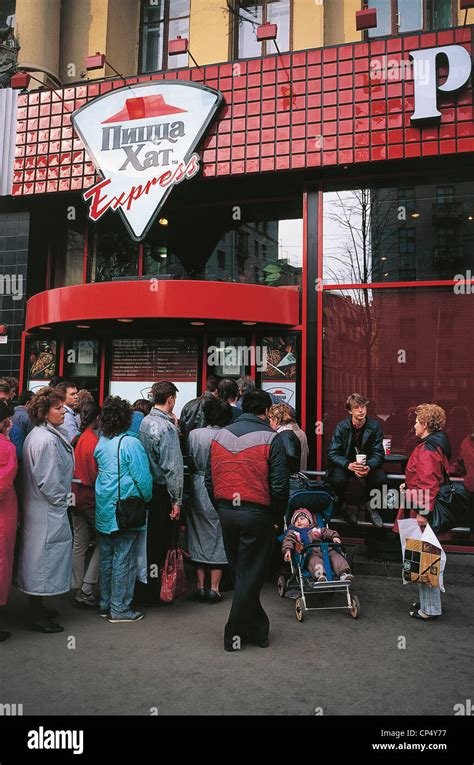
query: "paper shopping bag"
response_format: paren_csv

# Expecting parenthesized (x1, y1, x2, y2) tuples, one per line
(397, 519, 446, 592)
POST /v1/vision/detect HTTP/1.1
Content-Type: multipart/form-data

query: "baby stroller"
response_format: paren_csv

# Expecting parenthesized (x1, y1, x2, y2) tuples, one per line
(277, 480, 361, 622)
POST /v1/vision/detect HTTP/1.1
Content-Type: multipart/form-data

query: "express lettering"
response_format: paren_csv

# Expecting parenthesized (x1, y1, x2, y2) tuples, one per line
(83, 153, 200, 221)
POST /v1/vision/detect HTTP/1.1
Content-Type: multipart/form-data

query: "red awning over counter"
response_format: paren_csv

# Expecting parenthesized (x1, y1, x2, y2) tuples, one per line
(25, 280, 300, 330)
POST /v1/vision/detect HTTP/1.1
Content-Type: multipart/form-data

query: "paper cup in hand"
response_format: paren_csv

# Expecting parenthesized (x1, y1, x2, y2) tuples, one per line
(383, 437, 392, 456)
(355, 454, 367, 465)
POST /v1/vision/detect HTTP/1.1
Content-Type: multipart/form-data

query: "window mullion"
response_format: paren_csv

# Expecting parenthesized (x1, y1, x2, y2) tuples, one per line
(163, 0, 170, 70)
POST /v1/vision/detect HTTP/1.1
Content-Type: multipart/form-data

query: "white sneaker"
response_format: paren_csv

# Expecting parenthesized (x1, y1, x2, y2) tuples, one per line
(340, 573, 354, 582)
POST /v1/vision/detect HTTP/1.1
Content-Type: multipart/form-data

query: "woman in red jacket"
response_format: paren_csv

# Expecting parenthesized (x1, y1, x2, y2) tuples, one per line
(71, 401, 101, 608)
(0, 400, 18, 642)
(393, 403, 450, 621)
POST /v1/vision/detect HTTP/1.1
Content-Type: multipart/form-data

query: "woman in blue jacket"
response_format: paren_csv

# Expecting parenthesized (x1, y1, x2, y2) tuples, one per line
(94, 396, 152, 623)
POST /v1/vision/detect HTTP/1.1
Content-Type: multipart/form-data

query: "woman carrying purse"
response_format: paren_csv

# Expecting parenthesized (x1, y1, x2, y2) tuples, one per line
(94, 396, 152, 623)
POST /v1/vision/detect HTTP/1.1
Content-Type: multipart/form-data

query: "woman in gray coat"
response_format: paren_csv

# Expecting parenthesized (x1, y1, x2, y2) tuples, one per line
(187, 398, 232, 603)
(15, 387, 75, 633)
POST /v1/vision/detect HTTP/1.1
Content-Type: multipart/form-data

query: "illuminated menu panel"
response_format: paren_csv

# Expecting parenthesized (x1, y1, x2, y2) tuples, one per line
(111, 338, 198, 382)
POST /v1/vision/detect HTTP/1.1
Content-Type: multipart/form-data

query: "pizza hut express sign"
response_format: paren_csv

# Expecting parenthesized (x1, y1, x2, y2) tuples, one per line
(72, 82, 222, 240)
(72, 45, 472, 241)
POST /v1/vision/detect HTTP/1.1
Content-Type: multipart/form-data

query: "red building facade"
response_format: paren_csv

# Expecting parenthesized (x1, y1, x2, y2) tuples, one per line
(2, 24, 473, 493)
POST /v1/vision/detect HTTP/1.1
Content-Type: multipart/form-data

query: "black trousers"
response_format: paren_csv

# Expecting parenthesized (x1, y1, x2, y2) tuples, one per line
(218, 506, 275, 648)
(136, 483, 175, 601)
(329, 466, 387, 506)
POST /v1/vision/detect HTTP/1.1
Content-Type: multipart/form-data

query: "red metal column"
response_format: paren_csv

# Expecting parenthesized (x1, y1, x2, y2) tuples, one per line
(316, 187, 324, 472)
(303, 189, 319, 468)
(99, 341, 106, 405)
(19, 330, 30, 392)
(58, 339, 65, 376)
(201, 332, 208, 395)
(300, 190, 308, 436)
(250, 330, 256, 383)
(82, 220, 89, 284)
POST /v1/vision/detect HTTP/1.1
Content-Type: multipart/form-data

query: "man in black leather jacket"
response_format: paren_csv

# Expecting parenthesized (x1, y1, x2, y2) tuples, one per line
(326, 393, 386, 527)
(179, 375, 219, 444)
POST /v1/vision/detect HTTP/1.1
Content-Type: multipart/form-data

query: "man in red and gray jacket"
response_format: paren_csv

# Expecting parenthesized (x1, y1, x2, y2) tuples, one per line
(205, 389, 289, 652)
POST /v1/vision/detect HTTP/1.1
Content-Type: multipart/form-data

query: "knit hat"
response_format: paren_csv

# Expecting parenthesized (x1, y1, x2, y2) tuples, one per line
(291, 508, 313, 527)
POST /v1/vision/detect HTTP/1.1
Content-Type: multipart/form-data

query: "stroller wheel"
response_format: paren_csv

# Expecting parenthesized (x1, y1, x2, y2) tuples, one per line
(295, 597, 305, 622)
(277, 575, 287, 598)
(350, 594, 361, 619)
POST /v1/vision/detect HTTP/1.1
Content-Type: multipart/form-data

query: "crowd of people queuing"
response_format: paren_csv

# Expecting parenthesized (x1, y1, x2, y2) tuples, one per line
(0, 372, 472, 649)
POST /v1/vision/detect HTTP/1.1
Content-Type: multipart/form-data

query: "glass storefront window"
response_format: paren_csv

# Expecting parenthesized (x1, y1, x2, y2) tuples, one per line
(322, 287, 474, 466)
(90, 218, 139, 282)
(209, 336, 247, 378)
(52, 210, 85, 288)
(63, 339, 100, 399)
(323, 182, 474, 284)
(143, 199, 303, 287)
(64, 340, 99, 377)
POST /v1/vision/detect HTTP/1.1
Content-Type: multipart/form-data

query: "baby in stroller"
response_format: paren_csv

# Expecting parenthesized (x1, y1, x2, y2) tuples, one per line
(282, 508, 353, 582)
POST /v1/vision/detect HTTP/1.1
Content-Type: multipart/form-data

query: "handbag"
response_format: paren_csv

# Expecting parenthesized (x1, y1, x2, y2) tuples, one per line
(160, 524, 187, 602)
(115, 435, 147, 531)
(431, 464, 470, 534)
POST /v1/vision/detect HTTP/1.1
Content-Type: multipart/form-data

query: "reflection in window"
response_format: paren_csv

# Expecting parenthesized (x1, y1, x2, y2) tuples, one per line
(91, 219, 139, 282)
(143, 200, 302, 287)
(63, 339, 100, 401)
(368, 0, 392, 37)
(322, 288, 474, 464)
(52, 209, 85, 288)
(323, 182, 474, 284)
(140, 0, 190, 73)
(398, 188, 416, 216)
(211, 336, 247, 378)
(436, 186, 454, 204)
(235, 0, 291, 59)
(426, 0, 452, 30)
(368, 0, 454, 37)
(397, 0, 422, 33)
(0, 0, 15, 25)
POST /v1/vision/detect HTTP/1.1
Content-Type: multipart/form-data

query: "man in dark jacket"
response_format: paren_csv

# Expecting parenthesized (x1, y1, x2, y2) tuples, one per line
(205, 389, 289, 651)
(179, 375, 219, 443)
(327, 393, 386, 527)
(218, 378, 242, 423)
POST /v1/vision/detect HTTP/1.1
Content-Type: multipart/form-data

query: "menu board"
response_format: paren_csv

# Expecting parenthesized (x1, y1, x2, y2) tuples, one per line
(111, 338, 198, 382)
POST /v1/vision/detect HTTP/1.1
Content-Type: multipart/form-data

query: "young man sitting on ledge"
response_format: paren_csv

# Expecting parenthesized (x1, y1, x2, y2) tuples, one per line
(326, 393, 387, 528)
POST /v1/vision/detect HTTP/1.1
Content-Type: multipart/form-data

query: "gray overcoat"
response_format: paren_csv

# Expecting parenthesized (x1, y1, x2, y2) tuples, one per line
(15, 423, 75, 596)
(187, 426, 227, 566)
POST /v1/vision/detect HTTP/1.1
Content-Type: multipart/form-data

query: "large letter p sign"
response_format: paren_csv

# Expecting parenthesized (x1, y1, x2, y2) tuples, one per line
(410, 45, 472, 124)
